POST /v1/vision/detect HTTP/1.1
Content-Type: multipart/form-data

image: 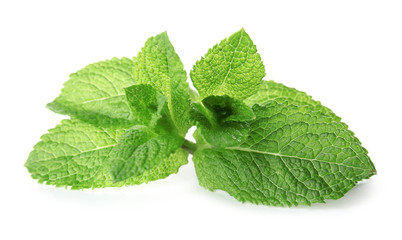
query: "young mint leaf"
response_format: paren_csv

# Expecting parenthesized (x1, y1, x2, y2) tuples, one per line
(245, 80, 339, 120)
(193, 93, 376, 206)
(47, 58, 137, 127)
(190, 95, 254, 132)
(125, 84, 167, 127)
(110, 125, 184, 182)
(202, 95, 255, 123)
(25, 119, 187, 189)
(190, 29, 265, 99)
(190, 102, 215, 127)
(190, 95, 254, 148)
(133, 32, 191, 137)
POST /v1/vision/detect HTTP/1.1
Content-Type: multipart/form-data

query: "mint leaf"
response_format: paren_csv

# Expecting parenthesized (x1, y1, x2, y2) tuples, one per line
(47, 58, 137, 127)
(190, 29, 265, 99)
(134, 32, 191, 136)
(25, 119, 126, 189)
(193, 94, 376, 206)
(25, 119, 187, 189)
(110, 125, 184, 182)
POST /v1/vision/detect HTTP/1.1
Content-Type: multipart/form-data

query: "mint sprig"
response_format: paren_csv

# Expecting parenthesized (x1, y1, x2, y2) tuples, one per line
(25, 30, 376, 206)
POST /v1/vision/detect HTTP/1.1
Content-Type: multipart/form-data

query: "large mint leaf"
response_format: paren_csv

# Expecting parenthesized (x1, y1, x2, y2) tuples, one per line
(193, 97, 376, 206)
(133, 32, 191, 136)
(190, 29, 265, 99)
(25, 119, 187, 189)
(47, 58, 137, 127)
(110, 125, 184, 182)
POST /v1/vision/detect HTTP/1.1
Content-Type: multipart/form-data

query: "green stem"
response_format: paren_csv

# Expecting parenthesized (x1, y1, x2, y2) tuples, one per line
(182, 140, 197, 155)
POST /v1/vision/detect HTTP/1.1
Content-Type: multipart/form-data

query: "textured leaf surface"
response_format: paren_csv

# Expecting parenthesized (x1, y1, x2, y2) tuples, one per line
(110, 125, 184, 182)
(125, 84, 168, 127)
(245, 80, 339, 120)
(190, 29, 265, 99)
(47, 58, 137, 127)
(133, 32, 191, 136)
(25, 119, 187, 189)
(193, 99, 376, 206)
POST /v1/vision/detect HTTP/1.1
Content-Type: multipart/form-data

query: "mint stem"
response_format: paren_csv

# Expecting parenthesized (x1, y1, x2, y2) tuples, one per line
(182, 140, 197, 154)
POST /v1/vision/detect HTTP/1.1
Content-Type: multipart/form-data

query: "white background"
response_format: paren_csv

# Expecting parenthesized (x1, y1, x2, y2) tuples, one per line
(1, 0, 401, 239)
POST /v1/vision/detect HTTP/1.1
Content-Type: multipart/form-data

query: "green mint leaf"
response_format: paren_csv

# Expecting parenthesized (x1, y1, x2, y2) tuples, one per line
(193, 89, 376, 206)
(110, 125, 184, 182)
(245, 80, 339, 120)
(25, 119, 187, 189)
(125, 84, 168, 127)
(47, 58, 137, 127)
(133, 32, 191, 136)
(25, 119, 126, 189)
(190, 29, 265, 99)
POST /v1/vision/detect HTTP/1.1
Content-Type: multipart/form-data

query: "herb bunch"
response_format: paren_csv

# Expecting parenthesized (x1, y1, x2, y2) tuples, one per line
(25, 29, 376, 206)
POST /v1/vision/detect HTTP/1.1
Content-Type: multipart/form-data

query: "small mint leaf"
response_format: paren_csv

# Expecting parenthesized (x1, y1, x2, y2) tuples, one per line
(133, 32, 191, 137)
(190, 29, 265, 99)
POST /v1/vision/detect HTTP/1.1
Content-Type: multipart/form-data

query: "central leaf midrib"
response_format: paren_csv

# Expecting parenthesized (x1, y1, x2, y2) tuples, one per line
(221, 30, 244, 91)
(81, 94, 125, 104)
(224, 146, 367, 171)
